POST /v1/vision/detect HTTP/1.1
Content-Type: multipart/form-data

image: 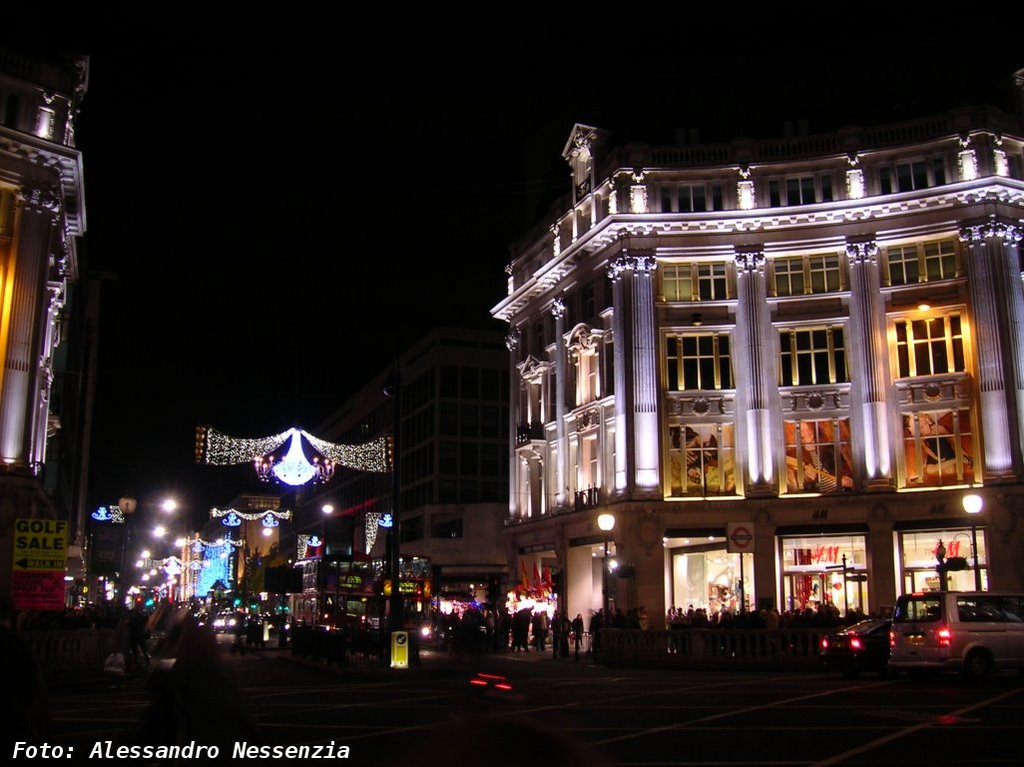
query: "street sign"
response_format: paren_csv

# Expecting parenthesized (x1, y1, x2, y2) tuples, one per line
(726, 522, 755, 553)
(12, 518, 68, 611)
(11, 571, 66, 611)
(13, 518, 68, 569)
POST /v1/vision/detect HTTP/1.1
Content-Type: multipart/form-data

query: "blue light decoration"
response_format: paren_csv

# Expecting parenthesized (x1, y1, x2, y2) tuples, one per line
(221, 511, 242, 527)
(306, 535, 322, 548)
(91, 505, 125, 523)
(195, 539, 234, 597)
(378, 513, 394, 528)
(261, 513, 279, 528)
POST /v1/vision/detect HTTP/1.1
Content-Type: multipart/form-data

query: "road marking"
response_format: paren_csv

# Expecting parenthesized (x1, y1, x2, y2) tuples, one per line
(808, 687, 1022, 767)
(592, 680, 895, 745)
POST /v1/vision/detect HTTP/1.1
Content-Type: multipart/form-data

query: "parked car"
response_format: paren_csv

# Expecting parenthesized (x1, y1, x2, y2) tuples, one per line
(820, 619, 891, 678)
(889, 591, 1024, 679)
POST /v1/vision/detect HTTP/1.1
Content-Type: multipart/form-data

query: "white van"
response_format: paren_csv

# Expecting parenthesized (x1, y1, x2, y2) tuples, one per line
(889, 591, 1024, 678)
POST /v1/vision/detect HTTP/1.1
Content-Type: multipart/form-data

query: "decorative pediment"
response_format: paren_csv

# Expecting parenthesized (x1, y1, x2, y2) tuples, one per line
(517, 354, 551, 384)
(565, 323, 601, 356)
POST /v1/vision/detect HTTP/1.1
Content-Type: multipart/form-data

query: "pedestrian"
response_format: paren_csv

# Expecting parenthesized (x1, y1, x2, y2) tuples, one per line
(571, 613, 584, 661)
(127, 604, 151, 668)
(557, 612, 571, 659)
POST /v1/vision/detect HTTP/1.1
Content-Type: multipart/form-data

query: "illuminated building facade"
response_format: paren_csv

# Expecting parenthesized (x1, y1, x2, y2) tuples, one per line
(493, 88, 1024, 626)
(0, 52, 89, 600)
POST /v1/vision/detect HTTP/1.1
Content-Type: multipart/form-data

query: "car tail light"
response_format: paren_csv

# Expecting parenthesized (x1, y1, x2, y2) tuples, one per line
(849, 637, 863, 651)
(936, 627, 952, 647)
(889, 629, 896, 648)
(820, 637, 829, 650)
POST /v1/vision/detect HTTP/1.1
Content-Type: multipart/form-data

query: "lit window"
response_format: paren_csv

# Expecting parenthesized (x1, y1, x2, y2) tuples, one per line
(666, 334, 732, 390)
(773, 254, 842, 296)
(779, 327, 847, 386)
(893, 314, 965, 378)
(668, 424, 735, 497)
(886, 240, 959, 286)
(660, 263, 729, 302)
(784, 419, 853, 493)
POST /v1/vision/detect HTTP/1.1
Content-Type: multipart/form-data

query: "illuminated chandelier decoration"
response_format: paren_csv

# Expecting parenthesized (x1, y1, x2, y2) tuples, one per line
(196, 425, 391, 487)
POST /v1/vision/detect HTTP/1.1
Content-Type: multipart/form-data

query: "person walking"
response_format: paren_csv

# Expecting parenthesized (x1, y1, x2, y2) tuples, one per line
(127, 605, 151, 668)
(571, 613, 584, 661)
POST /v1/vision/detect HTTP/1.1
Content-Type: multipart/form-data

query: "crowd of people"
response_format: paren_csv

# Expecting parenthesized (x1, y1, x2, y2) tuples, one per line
(666, 602, 874, 630)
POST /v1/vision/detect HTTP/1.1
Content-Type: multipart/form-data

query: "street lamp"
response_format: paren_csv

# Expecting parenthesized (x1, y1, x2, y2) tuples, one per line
(597, 513, 615, 621)
(962, 493, 983, 591)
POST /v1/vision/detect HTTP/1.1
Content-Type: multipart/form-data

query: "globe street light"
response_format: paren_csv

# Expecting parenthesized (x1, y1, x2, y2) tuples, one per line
(962, 493, 983, 590)
(597, 513, 616, 621)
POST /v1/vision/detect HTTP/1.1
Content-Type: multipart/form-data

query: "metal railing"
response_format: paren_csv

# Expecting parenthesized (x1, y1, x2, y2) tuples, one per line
(598, 627, 828, 669)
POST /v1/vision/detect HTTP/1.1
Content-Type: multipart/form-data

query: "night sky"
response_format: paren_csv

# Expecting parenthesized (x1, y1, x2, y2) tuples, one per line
(59, 10, 1022, 524)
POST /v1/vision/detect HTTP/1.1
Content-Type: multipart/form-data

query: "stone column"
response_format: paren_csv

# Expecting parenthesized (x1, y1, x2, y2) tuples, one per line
(551, 298, 568, 507)
(505, 326, 521, 518)
(959, 221, 1019, 479)
(734, 249, 774, 495)
(986, 222, 1024, 468)
(846, 240, 895, 488)
(0, 187, 57, 469)
(608, 253, 660, 494)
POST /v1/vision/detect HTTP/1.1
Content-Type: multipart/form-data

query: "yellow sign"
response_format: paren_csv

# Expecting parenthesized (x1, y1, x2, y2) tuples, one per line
(390, 631, 409, 669)
(13, 518, 68, 571)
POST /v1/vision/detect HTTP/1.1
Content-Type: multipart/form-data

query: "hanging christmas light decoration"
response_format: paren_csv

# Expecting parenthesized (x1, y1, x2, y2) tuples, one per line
(365, 512, 382, 552)
(196, 425, 390, 487)
(91, 505, 125, 523)
(210, 508, 292, 522)
(220, 511, 242, 527)
(261, 514, 279, 528)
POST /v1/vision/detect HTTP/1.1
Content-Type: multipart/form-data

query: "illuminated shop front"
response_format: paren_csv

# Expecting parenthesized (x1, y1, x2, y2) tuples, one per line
(780, 532, 868, 614)
(897, 525, 987, 592)
(668, 536, 754, 615)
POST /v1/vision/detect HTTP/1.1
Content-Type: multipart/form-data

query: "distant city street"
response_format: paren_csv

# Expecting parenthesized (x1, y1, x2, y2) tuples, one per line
(40, 634, 1024, 766)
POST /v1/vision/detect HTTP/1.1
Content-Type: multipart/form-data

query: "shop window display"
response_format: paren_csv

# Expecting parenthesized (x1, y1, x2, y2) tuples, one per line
(781, 534, 868, 616)
(902, 409, 974, 487)
(668, 424, 736, 497)
(784, 418, 853, 493)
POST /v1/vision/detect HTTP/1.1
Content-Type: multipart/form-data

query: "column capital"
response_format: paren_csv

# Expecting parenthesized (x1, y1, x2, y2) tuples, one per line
(959, 219, 1024, 244)
(734, 249, 765, 276)
(505, 326, 521, 351)
(16, 185, 61, 221)
(845, 239, 879, 265)
(607, 254, 657, 281)
(550, 297, 566, 319)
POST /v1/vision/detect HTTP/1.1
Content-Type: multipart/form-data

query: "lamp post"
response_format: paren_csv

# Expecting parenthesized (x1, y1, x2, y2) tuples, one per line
(962, 493, 983, 591)
(597, 513, 615, 621)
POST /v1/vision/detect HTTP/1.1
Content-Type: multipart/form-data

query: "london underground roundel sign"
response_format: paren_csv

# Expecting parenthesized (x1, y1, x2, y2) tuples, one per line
(726, 522, 755, 553)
